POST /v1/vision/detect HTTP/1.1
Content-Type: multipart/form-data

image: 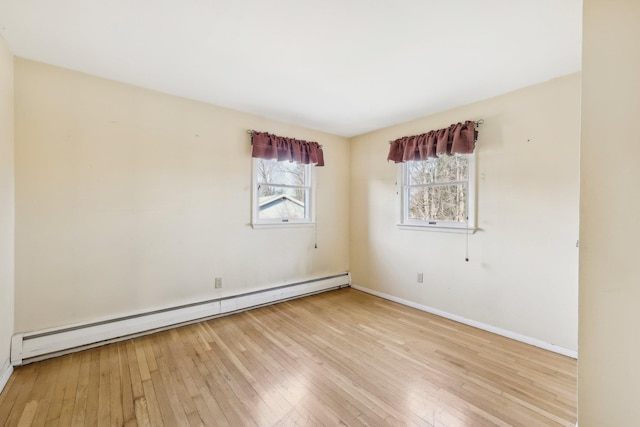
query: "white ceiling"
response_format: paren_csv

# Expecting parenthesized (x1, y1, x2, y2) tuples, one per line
(0, 0, 582, 137)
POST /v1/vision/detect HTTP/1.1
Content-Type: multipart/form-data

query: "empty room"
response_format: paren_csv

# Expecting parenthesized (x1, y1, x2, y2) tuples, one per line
(0, 0, 638, 426)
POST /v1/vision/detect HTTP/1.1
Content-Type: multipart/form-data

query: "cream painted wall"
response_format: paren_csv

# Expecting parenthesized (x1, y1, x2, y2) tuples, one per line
(0, 35, 15, 370)
(14, 58, 349, 333)
(579, 0, 640, 424)
(350, 74, 580, 351)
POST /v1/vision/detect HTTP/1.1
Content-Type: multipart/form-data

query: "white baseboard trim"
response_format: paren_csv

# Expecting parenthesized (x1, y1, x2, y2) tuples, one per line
(11, 273, 351, 366)
(351, 284, 577, 359)
(0, 358, 13, 394)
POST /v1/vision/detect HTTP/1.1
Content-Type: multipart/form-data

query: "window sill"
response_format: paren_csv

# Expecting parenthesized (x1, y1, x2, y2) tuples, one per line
(251, 222, 316, 229)
(397, 223, 478, 234)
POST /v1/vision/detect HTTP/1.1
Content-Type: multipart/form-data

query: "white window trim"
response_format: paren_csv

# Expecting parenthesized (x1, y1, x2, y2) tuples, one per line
(396, 153, 477, 233)
(251, 158, 316, 228)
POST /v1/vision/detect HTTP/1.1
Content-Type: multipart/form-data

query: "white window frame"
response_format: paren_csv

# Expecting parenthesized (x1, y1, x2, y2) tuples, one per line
(397, 153, 476, 232)
(251, 158, 315, 228)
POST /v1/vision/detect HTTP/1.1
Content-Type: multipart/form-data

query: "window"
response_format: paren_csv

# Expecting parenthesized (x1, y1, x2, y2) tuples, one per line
(399, 153, 475, 230)
(252, 158, 314, 226)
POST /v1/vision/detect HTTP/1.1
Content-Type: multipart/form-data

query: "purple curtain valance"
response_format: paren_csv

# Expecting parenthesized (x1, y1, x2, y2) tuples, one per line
(251, 131, 324, 166)
(387, 120, 478, 163)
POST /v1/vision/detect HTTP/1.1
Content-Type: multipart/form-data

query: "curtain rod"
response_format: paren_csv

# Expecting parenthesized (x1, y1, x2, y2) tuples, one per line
(388, 119, 483, 144)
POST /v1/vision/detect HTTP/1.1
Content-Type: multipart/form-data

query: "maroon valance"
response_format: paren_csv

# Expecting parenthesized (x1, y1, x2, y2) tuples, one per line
(251, 131, 324, 166)
(387, 120, 478, 163)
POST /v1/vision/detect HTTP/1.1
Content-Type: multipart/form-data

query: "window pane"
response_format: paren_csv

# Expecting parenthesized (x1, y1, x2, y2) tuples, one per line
(256, 159, 306, 186)
(257, 185, 307, 220)
(407, 155, 468, 185)
(408, 184, 467, 222)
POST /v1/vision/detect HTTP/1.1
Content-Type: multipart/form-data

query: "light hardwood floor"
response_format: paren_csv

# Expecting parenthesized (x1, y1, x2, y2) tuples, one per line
(0, 288, 576, 426)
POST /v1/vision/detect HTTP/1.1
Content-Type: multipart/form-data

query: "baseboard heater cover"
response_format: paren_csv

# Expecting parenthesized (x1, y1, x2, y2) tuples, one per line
(11, 272, 350, 366)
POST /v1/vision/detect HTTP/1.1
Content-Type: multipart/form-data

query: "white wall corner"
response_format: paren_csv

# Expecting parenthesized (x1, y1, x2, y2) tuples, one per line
(0, 358, 13, 394)
(351, 284, 577, 359)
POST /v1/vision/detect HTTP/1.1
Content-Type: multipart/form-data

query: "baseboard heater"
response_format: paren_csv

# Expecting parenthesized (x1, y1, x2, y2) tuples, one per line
(11, 272, 350, 366)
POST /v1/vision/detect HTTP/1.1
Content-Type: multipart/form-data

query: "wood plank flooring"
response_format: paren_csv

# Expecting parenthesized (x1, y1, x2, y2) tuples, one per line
(0, 288, 576, 426)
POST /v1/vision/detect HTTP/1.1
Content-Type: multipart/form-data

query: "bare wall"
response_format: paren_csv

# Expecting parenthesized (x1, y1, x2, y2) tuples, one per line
(579, 0, 640, 424)
(0, 35, 15, 373)
(14, 58, 349, 333)
(349, 74, 580, 351)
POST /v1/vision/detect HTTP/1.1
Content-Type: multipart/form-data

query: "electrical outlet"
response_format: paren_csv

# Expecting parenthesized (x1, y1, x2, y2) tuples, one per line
(417, 273, 423, 283)
(215, 277, 222, 288)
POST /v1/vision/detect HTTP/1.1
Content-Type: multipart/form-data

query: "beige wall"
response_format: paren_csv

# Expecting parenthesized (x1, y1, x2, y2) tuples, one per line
(14, 58, 349, 333)
(579, 0, 640, 424)
(0, 35, 14, 371)
(350, 74, 580, 351)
